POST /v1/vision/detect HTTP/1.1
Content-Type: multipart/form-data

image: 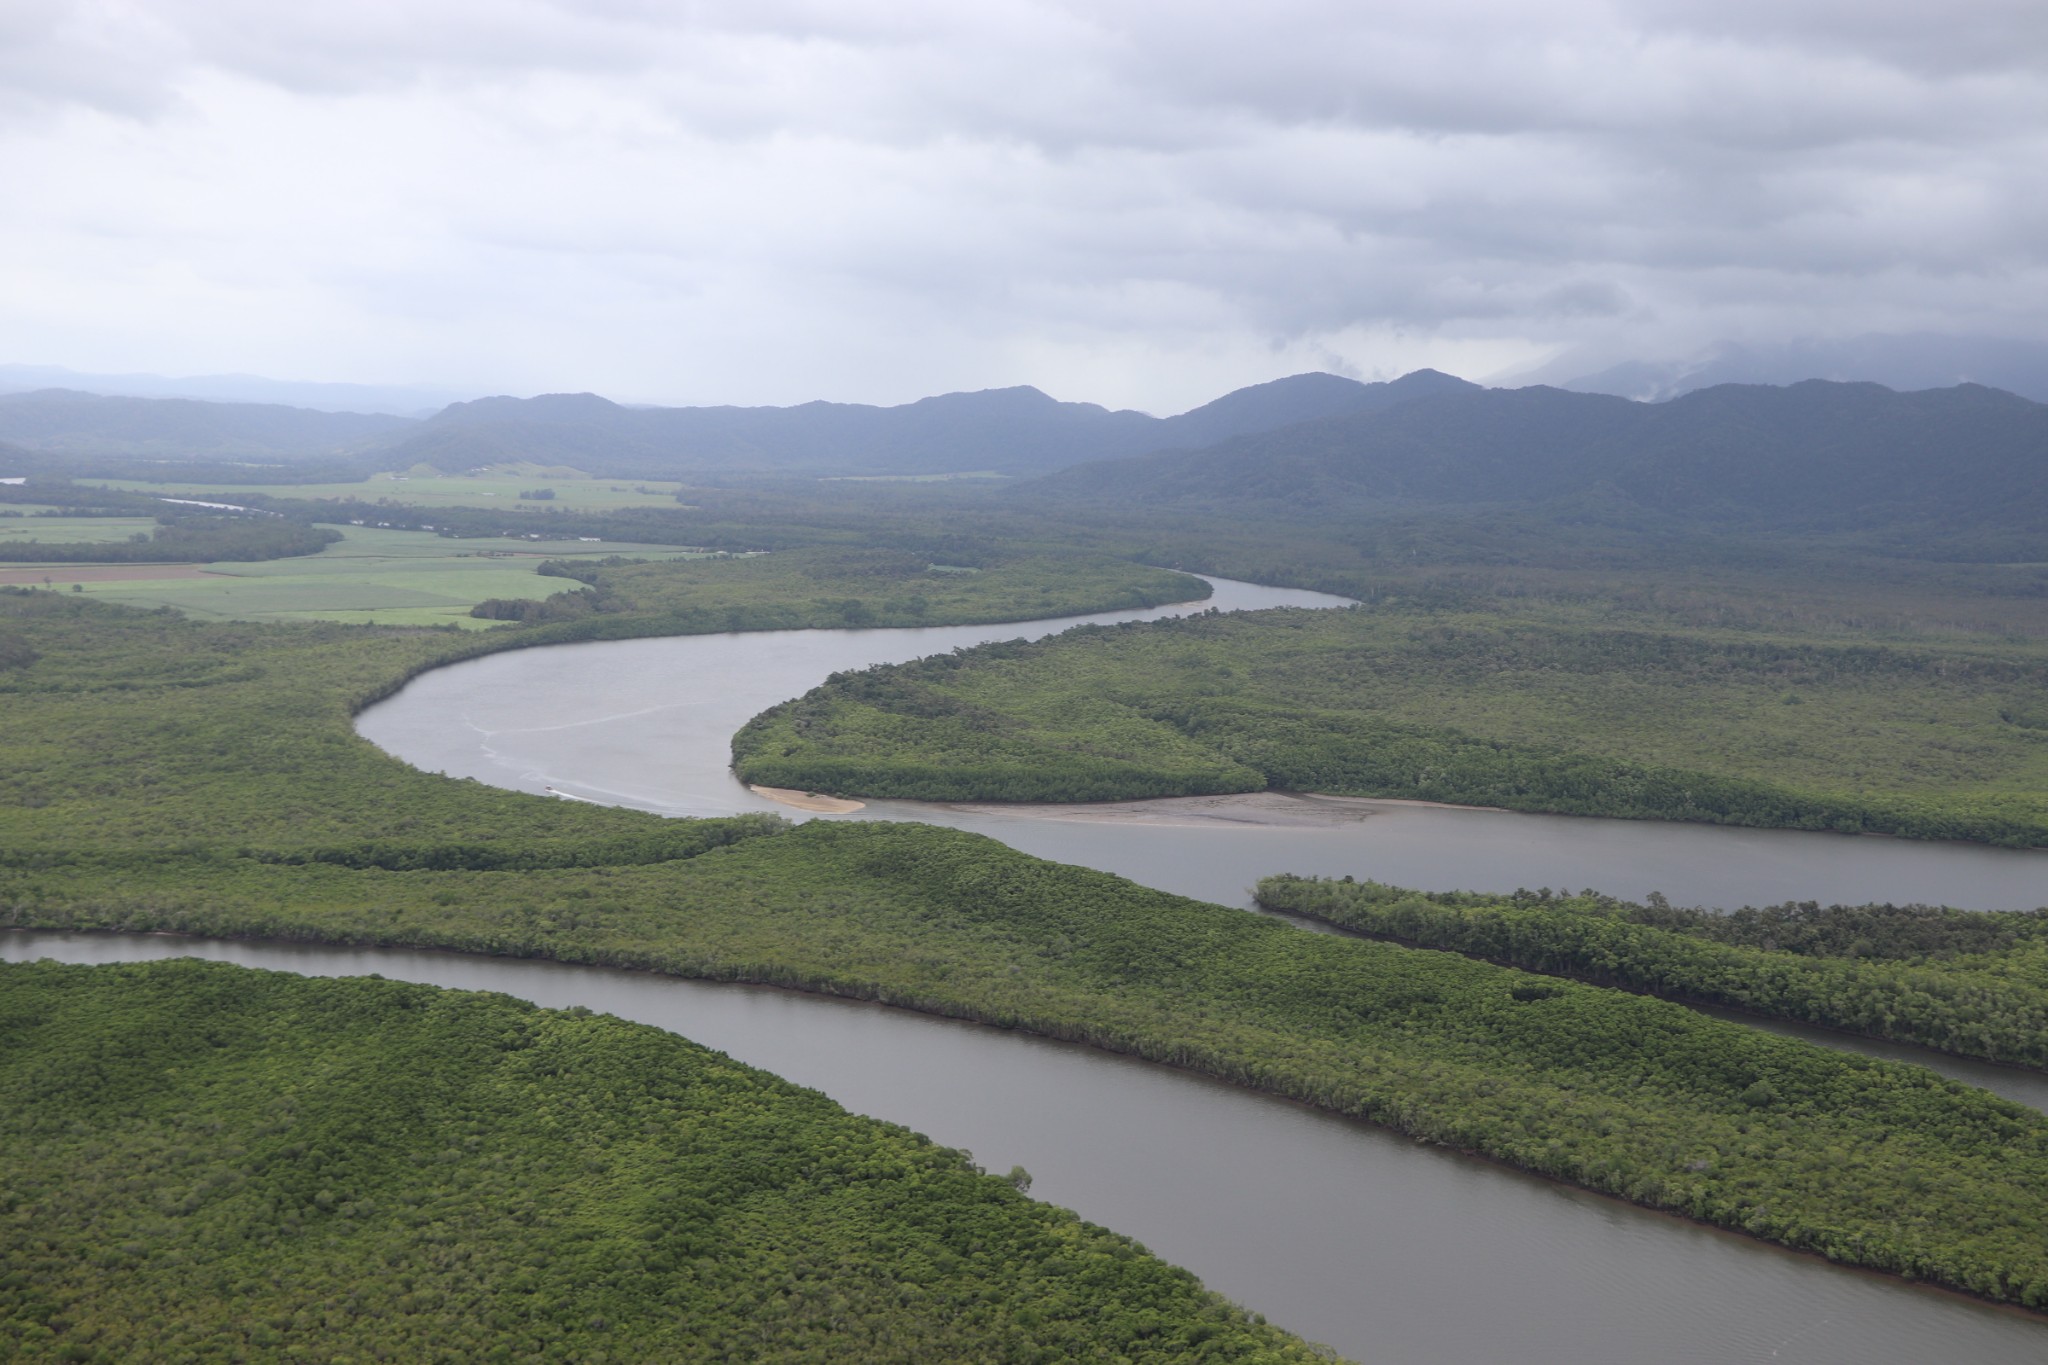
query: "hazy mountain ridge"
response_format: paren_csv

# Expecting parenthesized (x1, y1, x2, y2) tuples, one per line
(380, 385, 1160, 477)
(371, 369, 1480, 478)
(1545, 335, 2048, 404)
(0, 364, 473, 416)
(351, 373, 1484, 478)
(0, 389, 414, 460)
(1142, 368, 1478, 451)
(1024, 378, 2048, 537)
(1, 371, 1458, 479)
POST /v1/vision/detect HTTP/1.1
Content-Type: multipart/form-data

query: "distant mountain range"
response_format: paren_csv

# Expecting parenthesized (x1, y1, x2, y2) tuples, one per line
(6, 364, 2045, 547)
(1530, 334, 2048, 404)
(0, 365, 475, 417)
(0, 369, 1474, 479)
(0, 390, 412, 462)
(1024, 378, 2048, 537)
(367, 369, 1474, 479)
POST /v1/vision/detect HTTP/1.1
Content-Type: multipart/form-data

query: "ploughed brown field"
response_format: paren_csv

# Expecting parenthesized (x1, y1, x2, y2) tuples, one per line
(0, 564, 225, 585)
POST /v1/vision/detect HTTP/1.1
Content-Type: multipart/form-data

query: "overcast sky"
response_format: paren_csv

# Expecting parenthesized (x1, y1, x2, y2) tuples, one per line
(3, 1, 2044, 412)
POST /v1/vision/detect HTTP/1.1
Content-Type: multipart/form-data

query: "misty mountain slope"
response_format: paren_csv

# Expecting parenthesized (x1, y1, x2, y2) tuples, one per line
(364, 386, 1163, 478)
(1023, 384, 1644, 507)
(0, 364, 472, 416)
(363, 372, 1469, 479)
(1022, 380, 2048, 535)
(0, 439, 39, 475)
(1144, 368, 1479, 452)
(1556, 335, 2048, 404)
(0, 389, 415, 459)
(0, 370, 1482, 480)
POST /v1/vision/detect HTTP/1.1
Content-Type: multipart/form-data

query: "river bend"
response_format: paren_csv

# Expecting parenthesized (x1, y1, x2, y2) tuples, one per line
(252, 575, 2028, 1360)
(10, 930, 2047, 1365)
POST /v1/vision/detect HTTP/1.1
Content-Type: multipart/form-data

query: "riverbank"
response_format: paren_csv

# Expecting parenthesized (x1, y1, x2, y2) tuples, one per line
(0, 956, 1324, 1363)
(13, 928, 2048, 1365)
(11, 821, 2048, 1313)
(12, 579, 2048, 1329)
(751, 784, 866, 812)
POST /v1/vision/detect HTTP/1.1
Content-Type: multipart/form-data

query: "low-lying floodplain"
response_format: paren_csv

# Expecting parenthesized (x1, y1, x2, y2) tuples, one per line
(7, 573, 2048, 1345)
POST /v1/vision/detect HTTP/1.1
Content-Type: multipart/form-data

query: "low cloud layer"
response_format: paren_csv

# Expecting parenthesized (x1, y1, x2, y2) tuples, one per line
(3, 1, 2043, 411)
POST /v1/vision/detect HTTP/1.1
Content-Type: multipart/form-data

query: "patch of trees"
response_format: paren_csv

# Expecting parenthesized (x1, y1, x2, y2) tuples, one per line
(468, 588, 608, 623)
(0, 478, 343, 563)
(466, 547, 1207, 642)
(1, 515, 340, 563)
(1256, 876, 2048, 1067)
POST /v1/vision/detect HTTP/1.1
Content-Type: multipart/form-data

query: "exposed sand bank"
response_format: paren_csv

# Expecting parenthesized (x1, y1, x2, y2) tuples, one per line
(750, 784, 867, 813)
(918, 789, 1508, 829)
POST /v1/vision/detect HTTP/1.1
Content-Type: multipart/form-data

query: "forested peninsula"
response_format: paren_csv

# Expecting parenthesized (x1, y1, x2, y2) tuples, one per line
(732, 605, 2048, 846)
(0, 958, 1318, 1362)
(9, 586, 2048, 1311)
(1257, 877, 2048, 1067)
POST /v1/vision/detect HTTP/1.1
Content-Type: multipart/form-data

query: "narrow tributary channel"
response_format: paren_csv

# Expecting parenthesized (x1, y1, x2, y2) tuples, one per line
(116, 571, 2031, 1362)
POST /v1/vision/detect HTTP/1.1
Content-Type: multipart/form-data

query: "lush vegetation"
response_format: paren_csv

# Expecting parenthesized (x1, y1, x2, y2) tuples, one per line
(8, 593, 2048, 1308)
(0, 547, 1189, 858)
(1257, 878, 2048, 1068)
(0, 589, 776, 858)
(27, 525, 703, 630)
(100, 466, 694, 511)
(468, 545, 1206, 640)
(0, 480, 342, 564)
(732, 604, 2048, 845)
(0, 958, 1319, 1363)
(14, 828, 2048, 1310)
(0, 516, 340, 564)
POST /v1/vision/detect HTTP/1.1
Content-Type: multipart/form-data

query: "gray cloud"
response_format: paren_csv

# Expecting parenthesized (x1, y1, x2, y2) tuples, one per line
(1, 1, 2043, 411)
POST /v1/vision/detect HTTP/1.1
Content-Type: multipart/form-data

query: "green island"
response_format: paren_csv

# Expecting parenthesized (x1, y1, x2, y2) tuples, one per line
(731, 601, 2048, 845)
(8, 588, 2048, 1314)
(1, 958, 1317, 1362)
(1256, 877, 2048, 1067)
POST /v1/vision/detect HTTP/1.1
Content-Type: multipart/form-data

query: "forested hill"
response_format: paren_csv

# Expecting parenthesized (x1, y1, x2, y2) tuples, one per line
(1022, 379, 2048, 536)
(360, 369, 1472, 478)
(1142, 367, 1476, 452)
(0, 369, 1473, 480)
(0, 389, 413, 459)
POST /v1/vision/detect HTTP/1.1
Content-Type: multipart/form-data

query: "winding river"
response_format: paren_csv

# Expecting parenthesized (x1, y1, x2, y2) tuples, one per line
(353, 577, 2048, 913)
(24, 575, 2048, 1363)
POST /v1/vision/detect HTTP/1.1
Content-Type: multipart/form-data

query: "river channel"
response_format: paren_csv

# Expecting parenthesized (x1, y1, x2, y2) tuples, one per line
(354, 577, 2048, 913)
(11, 930, 2047, 1365)
(96, 571, 2026, 1362)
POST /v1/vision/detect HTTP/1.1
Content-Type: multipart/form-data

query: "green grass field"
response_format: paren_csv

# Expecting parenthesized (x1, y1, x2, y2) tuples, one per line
(96, 463, 691, 513)
(0, 515, 158, 545)
(42, 525, 706, 627)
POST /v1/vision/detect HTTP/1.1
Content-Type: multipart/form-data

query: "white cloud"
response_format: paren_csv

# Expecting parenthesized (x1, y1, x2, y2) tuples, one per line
(0, 0, 2043, 411)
